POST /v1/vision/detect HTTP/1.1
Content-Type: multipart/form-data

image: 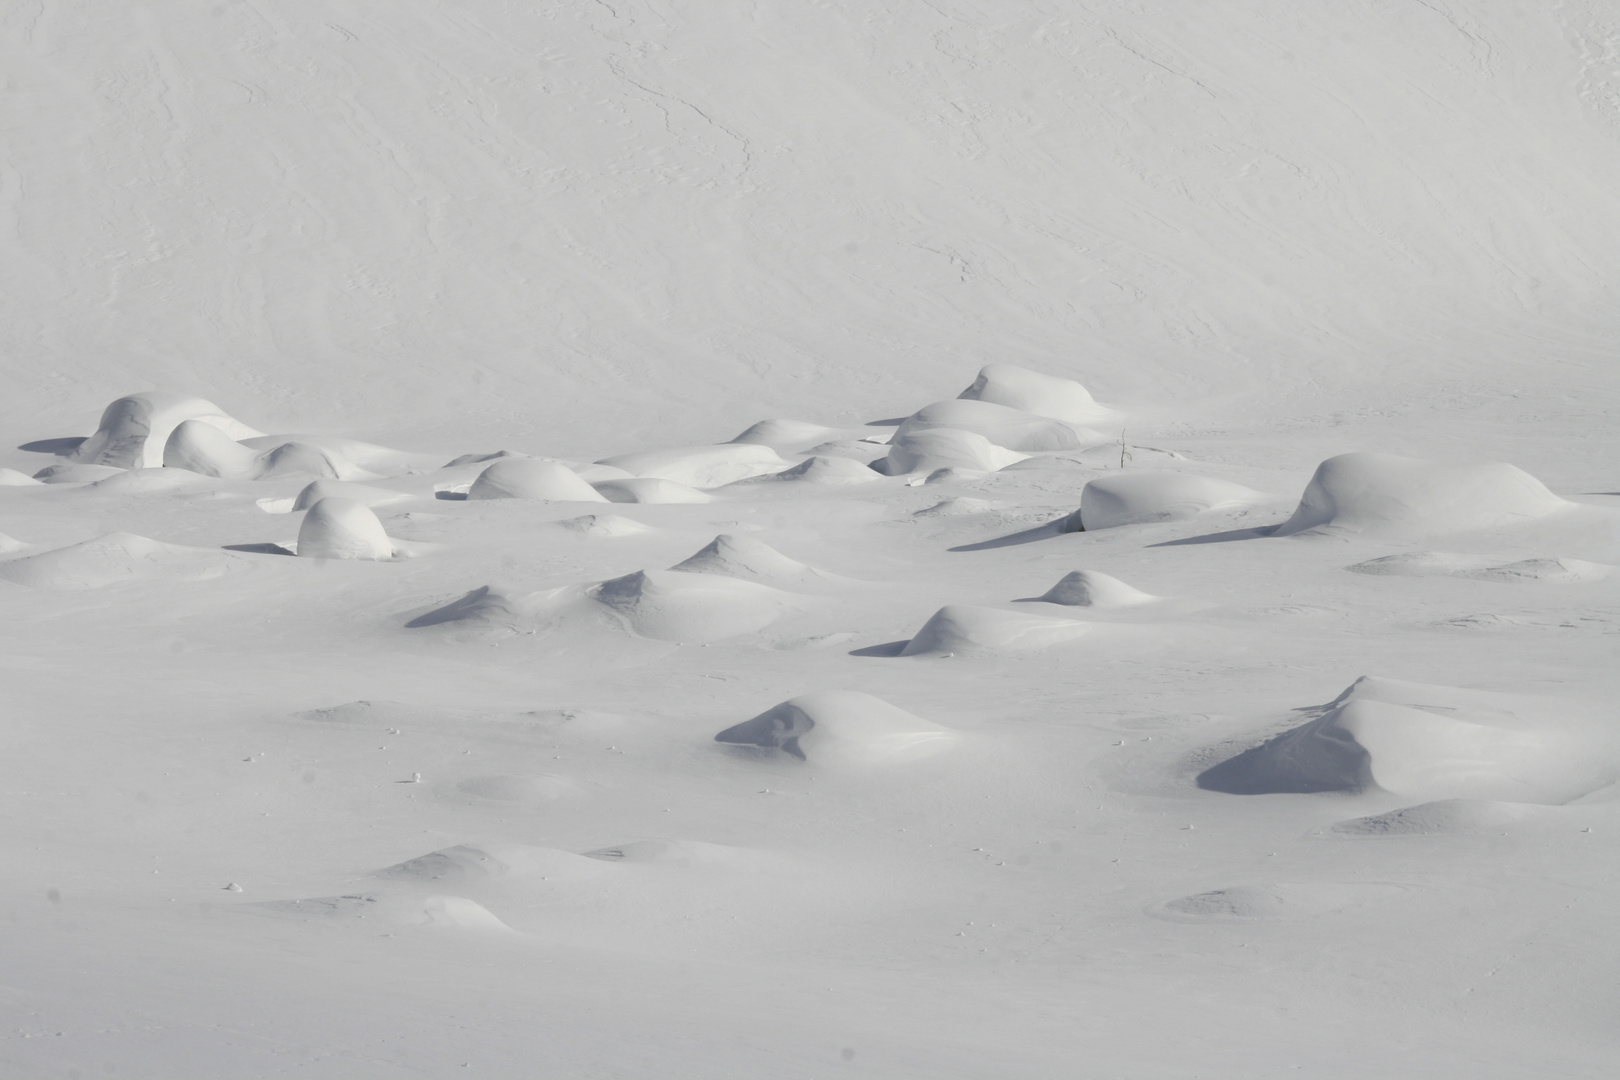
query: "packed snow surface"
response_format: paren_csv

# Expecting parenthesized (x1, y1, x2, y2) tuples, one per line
(4, 3, 1620, 1078)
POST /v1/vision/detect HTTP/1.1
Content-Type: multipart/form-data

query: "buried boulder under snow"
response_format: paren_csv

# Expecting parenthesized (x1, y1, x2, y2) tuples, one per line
(1062, 472, 1263, 531)
(1274, 453, 1571, 538)
(296, 497, 394, 560)
(957, 363, 1112, 425)
(466, 458, 607, 502)
(714, 690, 959, 764)
(1196, 676, 1612, 804)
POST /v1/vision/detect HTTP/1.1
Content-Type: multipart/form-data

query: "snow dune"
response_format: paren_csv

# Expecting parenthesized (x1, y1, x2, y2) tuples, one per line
(714, 691, 958, 764)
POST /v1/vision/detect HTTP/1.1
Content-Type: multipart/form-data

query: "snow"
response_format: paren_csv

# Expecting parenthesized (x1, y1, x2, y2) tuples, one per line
(4, 2, 1620, 1077)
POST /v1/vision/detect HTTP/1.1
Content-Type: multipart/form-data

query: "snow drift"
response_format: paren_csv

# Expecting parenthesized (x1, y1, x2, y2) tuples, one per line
(466, 458, 607, 502)
(1197, 676, 1611, 804)
(1274, 453, 1571, 537)
(957, 364, 1112, 426)
(714, 690, 959, 764)
(0, 532, 242, 590)
(894, 399, 1091, 452)
(296, 497, 395, 560)
(876, 428, 1028, 475)
(1030, 570, 1158, 607)
(1063, 472, 1263, 531)
(71, 392, 264, 470)
(596, 444, 790, 488)
(900, 604, 1087, 656)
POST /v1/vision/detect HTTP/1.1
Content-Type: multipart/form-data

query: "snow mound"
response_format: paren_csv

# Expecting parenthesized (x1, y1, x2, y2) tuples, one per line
(0, 532, 240, 590)
(71, 391, 264, 469)
(1064, 472, 1263, 530)
(1032, 570, 1158, 607)
(1197, 676, 1610, 803)
(287, 480, 411, 513)
(238, 434, 431, 476)
(456, 774, 581, 803)
(1347, 551, 1607, 582)
(895, 399, 1092, 452)
(596, 443, 790, 487)
(900, 605, 1087, 656)
(1153, 882, 1402, 922)
(163, 421, 374, 482)
(877, 428, 1028, 475)
(957, 363, 1112, 425)
(377, 843, 606, 883)
(593, 477, 713, 504)
(296, 497, 395, 560)
(551, 514, 651, 537)
(714, 690, 959, 764)
(1327, 799, 1530, 837)
(33, 463, 125, 484)
(0, 468, 43, 486)
(729, 418, 844, 450)
(254, 893, 510, 931)
(668, 534, 823, 586)
(581, 839, 762, 867)
(0, 533, 26, 555)
(1275, 453, 1571, 537)
(764, 455, 882, 485)
(406, 586, 528, 630)
(590, 569, 795, 643)
(466, 458, 607, 502)
(913, 496, 999, 517)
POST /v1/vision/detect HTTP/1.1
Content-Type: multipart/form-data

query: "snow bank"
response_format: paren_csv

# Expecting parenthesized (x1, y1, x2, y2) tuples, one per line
(876, 428, 1028, 475)
(596, 444, 789, 487)
(0, 532, 239, 590)
(900, 604, 1087, 656)
(466, 458, 607, 502)
(957, 364, 1111, 425)
(1275, 453, 1571, 537)
(296, 497, 394, 560)
(1032, 570, 1157, 607)
(1064, 472, 1262, 530)
(895, 399, 1091, 452)
(1197, 676, 1610, 803)
(714, 690, 959, 764)
(71, 391, 264, 469)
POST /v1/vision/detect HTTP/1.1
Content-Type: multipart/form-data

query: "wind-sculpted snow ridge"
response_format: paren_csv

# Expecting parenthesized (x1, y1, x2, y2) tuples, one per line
(713, 690, 959, 765)
(33, 464, 125, 485)
(592, 477, 713, 504)
(1346, 552, 1608, 583)
(71, 392, 264, 469)
(0, 532, 246, 590)
(1197, 677, 1616, 804)
(1029, 570, 1158, 607)
(1062, 472, 1264, 531)
(1274, 453, 1573, 538)
(466, 458, 607, 502)
(875, 428, 1028, 475)
(899, 604, 1088, 656)
(894, 399, 1096, 452)
(595, 444, 790, 488)
(81, 468, 218, 496)
(163, 419, 371, 482)
(406, 586, 531, 630)
(668, 534, 830, 587)
(729, 418, 846, 450)
(295, 497, 396, 560)
(957, 364, 1114, 426)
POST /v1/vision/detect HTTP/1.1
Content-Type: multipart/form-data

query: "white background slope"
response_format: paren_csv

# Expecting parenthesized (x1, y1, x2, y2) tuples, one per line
(3, 3, 1620, 1078)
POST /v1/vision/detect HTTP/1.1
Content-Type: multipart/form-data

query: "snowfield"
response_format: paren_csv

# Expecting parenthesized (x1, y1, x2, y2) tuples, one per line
(3, 3, 1619, 1077)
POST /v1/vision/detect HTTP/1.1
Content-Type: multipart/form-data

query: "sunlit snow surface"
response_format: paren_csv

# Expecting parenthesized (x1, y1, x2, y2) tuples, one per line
(3, 3, 1620, 1078)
